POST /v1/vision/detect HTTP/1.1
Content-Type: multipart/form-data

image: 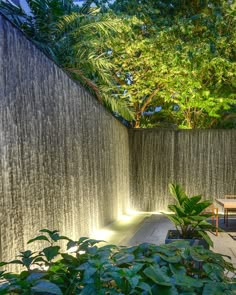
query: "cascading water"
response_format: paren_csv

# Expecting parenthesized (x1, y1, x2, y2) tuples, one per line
(129, 129, 236, 211)
(0, 14, 129, 267)
(1, 13, 236, 272)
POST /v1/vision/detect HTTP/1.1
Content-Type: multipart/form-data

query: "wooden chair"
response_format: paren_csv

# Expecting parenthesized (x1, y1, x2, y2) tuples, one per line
(224, 195, 236, 226)
(203, 204, 218, 236)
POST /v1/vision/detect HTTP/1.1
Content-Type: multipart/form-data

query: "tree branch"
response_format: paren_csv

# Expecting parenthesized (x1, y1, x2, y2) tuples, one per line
(140, 87, 160, 114)
(66, 67, 103, 103)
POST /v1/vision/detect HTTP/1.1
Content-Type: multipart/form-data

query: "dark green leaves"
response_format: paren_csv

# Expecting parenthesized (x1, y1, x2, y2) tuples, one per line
(0, 228, 235, 294)
(31, 280, 63, 295)
(28, 235, 50, 244)
(41, 246, 60, 262)
(28, 229, 70, 246)
(163, 183, 215, 245)
(144, 265, 172, 286)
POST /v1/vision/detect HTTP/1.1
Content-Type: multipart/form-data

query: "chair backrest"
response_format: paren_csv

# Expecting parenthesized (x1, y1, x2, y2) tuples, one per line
(202, 204, 217, 215)
(224, 195, 236, 199)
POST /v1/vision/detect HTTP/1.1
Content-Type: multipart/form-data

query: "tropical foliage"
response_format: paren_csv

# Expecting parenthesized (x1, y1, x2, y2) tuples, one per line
(163, 183, 217, 247)
(0, 229, 235, 294)
(0, 0, 133, 121)
(0, 0, 235, 128)
(106, 0, 236, 128)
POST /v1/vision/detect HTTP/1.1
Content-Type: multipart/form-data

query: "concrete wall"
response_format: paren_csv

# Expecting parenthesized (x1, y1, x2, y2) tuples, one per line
(129, 129, 236, 211)
(0, 14, 130, 263)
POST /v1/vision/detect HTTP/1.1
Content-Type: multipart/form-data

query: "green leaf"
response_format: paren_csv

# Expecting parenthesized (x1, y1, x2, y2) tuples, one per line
(193, 200, 213, 215)
(39, 229, 59, 235)
(20, 250, 34, 257)
(83, 266, 97, 282)
(169, 183, 187, 205)
(41, 246, 60, 261)
(67, 240, 78, 251)
(152, 284, 179, 295)
(202, 263, 225, 281)
(8, 259, 23, 265)
(189, 248, 206, 262)
(31, 281, 63, 295)
(137, 282, 152, 294)
(26, 272, 46, 283)
(183, 195, 202, 214)
(115, 254, 135, 265)
(27, 235, 50, 244)
(202, 282, 234, 295)
(158, 253, 181, 263)
(143, 266, 171, 286)
(61, 253, 79, 265)
(198, 230, 213, 248)
(169, 264, 186, 276)
(174, 274, 203, 288)
(79, 284, 97, 295)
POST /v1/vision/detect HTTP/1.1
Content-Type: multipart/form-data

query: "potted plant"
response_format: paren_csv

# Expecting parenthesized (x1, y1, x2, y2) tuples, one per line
(163, 183, 217, 248)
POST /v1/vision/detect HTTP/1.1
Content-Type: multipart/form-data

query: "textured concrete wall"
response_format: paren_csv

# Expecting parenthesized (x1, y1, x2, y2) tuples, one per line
(0, 15, 129, 263)
(129, 129, 236, 211)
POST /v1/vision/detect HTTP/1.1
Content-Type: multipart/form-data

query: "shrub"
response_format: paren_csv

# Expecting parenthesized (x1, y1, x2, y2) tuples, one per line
(163, 183, 217, 247)
(0, 229, 235, 294)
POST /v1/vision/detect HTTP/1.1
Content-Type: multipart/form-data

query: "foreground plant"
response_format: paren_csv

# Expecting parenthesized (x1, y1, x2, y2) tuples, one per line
(0, 229, 235, 294)
(163, 183, 220, 248)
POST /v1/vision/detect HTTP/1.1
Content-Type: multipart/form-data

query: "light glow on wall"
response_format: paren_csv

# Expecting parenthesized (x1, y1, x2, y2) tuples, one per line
(92, 229, 115, 242)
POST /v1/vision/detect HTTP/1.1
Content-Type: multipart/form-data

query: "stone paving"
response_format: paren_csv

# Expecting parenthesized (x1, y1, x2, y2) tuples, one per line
(94, 213, 236, 270)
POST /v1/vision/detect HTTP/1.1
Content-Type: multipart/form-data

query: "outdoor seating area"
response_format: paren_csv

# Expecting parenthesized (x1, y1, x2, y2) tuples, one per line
(216, 195, 236, 227)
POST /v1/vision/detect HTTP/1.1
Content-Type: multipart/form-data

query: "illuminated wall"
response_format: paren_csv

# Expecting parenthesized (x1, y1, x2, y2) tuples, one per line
(1, 14, 236, 267)
(0, 14, 129, 263)
(129, 129, 236, 211)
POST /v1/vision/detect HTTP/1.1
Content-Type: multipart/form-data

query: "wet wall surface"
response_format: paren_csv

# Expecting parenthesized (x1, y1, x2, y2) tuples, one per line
(1, 13, 236, 268)
(129, 129, 236, 211)
(0, 15, 129, 264)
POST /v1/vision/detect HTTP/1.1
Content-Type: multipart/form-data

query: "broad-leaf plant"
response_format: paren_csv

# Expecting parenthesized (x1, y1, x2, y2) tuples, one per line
(163, 183, 218, 247)
(0, 229, 235, 294)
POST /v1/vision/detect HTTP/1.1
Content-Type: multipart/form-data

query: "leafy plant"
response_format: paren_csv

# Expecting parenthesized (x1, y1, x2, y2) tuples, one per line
(0, 229, 236, 294)
(0, 0, 134, 122)
(105, 0, 236, 128)
(163, 183, 218, 247)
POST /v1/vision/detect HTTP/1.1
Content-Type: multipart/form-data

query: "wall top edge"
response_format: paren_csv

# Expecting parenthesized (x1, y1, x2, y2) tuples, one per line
(129, 128, 236, 132)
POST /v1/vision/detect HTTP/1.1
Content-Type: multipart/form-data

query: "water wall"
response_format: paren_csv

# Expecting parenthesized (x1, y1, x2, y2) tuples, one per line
(1, 12, 236, 268)
(129, 129, 236, 211)
(0, 15, 129, 263)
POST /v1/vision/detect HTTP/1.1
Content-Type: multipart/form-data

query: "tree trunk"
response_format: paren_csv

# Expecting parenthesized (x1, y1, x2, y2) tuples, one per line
(134, 111, 141, 128)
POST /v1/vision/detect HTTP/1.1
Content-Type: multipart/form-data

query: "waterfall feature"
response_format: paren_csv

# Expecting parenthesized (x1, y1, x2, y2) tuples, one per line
(0, 14, 236, 268)
(0, 14, 129, 264)
(129, 129, 236, 211)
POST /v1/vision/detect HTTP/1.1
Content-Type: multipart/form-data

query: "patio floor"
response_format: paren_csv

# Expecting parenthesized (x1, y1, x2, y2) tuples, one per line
(92, 213, 236, 269)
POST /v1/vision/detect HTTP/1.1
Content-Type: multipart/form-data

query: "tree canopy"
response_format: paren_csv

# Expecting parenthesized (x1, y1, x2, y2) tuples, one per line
(105, 0, 236, 128)
(1, 0, 236, 128)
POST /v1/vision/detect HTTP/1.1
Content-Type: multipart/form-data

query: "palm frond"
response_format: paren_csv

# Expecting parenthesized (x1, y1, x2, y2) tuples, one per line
(66, 67, 103, 103)
(56, 11, 120, 37)
(79, 18, 121, 36)
(0, 0, 28, 27)
(102, 93, 134, 121)
(56, 12, 83, 32)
